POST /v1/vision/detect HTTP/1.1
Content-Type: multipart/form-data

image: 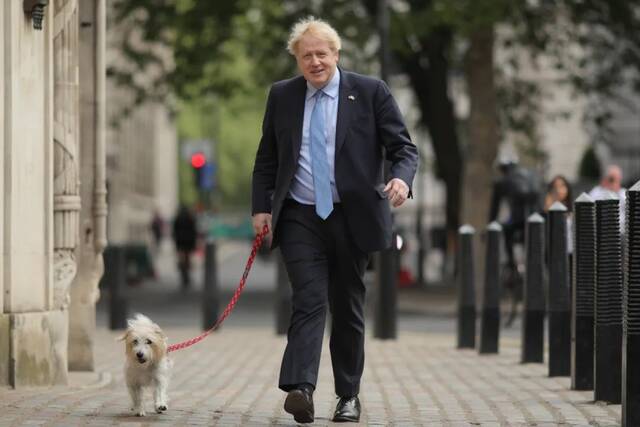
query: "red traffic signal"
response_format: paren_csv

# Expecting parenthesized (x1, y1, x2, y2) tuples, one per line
(190, 152, 206, 169)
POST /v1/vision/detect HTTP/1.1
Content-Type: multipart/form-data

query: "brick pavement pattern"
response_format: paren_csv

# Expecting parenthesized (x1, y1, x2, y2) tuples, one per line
(0, 326, 621, 426)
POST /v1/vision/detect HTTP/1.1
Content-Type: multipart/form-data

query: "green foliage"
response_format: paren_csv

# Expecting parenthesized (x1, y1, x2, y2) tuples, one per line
(174, 37, 267, 209)
(578, 145, 602, 180)
(111, 0, 640, 210)
(176, 92, 265, 209)
(110, 0, 245, 100)
(216, 91, 266, 209)
(111, 0, 640, 136)
(502, 0, 640, 145)
(411, 0, 515, 34)
(110, 0, 376, 100)
(111, 0, 378, 209)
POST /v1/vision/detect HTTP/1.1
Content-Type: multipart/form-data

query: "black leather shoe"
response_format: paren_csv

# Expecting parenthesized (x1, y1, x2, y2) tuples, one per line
(332, 396, 361, 422)
(284, 387, 314, 424)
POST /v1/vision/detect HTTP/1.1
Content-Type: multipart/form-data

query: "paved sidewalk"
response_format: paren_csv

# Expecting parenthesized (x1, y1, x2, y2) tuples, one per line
(0, 325, 621, 426)
(0, 242, 622, 426)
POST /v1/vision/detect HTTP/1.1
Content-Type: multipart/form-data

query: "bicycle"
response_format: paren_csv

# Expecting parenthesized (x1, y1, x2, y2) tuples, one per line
(501, 227, 526, 328)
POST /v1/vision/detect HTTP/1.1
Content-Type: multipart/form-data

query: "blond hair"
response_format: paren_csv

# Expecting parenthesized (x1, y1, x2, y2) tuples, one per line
(286, 17, 342, 56)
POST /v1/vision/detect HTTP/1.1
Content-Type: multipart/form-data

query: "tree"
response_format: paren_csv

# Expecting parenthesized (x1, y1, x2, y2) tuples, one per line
(111, 0, 640, 245)
(370, 0, 640, 258)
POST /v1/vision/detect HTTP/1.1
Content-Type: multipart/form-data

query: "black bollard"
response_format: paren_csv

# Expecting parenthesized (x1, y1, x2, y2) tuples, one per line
(374, 231, 398, 340)
(416, 202, 426, 287)
(105, 245, 128, 330)
(572, 193, 596, 390)
(594, 192, 623, 404)
(479, 222, 502, 354)
(202, 241, 220, 330)
(522, 213, 545, 363)
(623, 181, 640, 426)
(275, 252, 292, 335)
(457, 225, 476, 349)
(548, 202, 571, 377)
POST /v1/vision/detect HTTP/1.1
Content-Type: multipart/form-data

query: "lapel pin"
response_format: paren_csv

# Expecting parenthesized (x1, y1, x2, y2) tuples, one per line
(348, 95, 355, 101)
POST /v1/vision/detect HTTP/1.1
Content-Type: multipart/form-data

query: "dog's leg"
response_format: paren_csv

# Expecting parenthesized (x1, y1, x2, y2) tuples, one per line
(128, 384, 146, 417)
(154, 377, 169, 413)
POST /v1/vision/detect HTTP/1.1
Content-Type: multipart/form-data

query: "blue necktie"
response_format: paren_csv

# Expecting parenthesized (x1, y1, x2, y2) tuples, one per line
(310, 90, 333, 219)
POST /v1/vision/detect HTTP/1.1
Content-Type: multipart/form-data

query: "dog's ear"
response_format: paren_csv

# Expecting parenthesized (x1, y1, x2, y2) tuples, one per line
(116, 330, 130, 342)
(152, 325, 167, 342)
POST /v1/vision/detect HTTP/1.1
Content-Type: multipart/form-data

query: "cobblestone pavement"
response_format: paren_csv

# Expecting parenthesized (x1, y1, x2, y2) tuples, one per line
(0, 326, 621, 426)
(0, 242, 623, 426)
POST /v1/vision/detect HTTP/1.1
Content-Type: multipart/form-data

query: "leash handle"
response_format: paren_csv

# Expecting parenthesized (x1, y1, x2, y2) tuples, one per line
(167, 223, 269, 353)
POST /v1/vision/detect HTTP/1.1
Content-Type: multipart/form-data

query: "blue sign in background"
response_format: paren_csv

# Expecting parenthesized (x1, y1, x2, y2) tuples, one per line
(199, 162, 216, 190)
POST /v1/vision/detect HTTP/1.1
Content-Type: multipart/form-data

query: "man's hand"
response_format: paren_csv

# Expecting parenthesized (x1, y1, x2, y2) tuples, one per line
(252, 213, 273, 242)
(383, 178, 410, 208)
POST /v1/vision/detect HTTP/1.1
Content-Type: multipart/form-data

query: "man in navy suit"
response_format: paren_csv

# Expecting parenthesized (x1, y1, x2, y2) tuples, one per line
(251, 17, 418, 424)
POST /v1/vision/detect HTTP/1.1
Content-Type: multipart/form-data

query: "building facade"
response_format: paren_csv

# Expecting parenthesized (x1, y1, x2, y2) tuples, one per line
(1, 0, 107, 386)
(597, 94, 640, 184)
(105, 10, 178, 247)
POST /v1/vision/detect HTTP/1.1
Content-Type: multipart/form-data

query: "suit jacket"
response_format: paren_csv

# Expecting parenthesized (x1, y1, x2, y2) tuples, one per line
(252, 68, 418, 253)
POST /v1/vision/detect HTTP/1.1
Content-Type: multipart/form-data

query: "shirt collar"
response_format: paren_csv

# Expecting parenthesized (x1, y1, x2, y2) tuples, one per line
(306, 68, 340, 100)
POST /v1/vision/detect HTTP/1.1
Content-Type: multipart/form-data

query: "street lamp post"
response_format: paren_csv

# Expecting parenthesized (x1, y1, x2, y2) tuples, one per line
(373, 0, 398, 340)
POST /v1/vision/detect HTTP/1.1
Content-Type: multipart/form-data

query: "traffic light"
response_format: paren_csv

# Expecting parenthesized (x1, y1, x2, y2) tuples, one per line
(191, 152, 206, 169)
(191, 152, 205, 189)
(190, 152, 215, 190)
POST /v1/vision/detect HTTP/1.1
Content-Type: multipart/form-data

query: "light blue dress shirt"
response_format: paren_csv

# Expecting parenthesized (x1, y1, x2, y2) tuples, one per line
(288, 69, 341, 204)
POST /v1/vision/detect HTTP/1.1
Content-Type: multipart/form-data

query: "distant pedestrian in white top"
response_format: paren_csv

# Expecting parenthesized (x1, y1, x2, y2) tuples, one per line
(589, 165, 626, 233)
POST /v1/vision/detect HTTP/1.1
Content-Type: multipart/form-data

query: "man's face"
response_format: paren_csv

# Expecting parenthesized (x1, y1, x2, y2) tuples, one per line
(295, 34, 339, 89)
(603, 167, 622, 191)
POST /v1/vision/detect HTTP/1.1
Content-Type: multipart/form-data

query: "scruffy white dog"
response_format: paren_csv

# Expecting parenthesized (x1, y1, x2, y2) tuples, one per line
(119, 314, 172, 416)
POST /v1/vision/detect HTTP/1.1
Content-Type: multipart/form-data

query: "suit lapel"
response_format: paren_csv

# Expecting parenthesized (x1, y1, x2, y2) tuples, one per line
(335, 69, 355, 157)
(291, 77, 307, 165)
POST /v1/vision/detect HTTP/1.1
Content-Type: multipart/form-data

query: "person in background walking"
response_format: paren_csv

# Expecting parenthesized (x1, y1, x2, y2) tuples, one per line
(251, 17, 418, 424)
(172, 205, 198, 290)
(544, 175, 573, 213)
(488, 155, 542, 327)
(544, 175, 574, 282)
(150, 210, 165, 255)
(489, 156, 541, 272)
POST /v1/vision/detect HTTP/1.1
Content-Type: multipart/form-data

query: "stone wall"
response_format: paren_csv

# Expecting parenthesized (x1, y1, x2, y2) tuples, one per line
(1, 1, 58, 386)
(0, 0, 106, 387)
(68, 0, 107, 372)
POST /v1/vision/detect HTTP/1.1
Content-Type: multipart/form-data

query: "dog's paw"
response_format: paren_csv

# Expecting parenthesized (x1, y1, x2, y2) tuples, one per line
(156, 404, 168, 413)
(133, 408, 146, 417)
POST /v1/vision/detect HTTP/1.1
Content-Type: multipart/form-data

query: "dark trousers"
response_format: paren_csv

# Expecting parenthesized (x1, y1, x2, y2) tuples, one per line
(278, 200, 369, 397)
(176, 250, 192, 289)
(503, 220, 524, 269)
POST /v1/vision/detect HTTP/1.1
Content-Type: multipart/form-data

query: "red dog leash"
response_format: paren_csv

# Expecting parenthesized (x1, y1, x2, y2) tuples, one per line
(167, 224, 269, 353)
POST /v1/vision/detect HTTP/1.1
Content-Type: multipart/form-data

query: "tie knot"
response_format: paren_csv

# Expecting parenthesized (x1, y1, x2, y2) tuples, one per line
(314, 89, 325, 100)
